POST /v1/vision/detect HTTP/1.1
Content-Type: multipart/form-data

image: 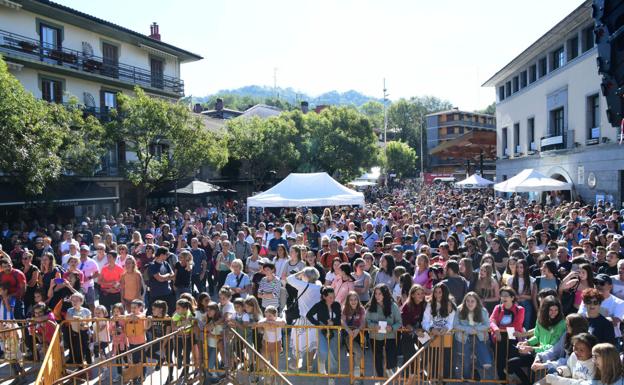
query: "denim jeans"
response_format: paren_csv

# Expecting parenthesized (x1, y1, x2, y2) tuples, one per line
(518, 299, 534, 331)
(208, 346, 217, 371)
(317, 331, 339, 374)
(453, 336, 493, 380)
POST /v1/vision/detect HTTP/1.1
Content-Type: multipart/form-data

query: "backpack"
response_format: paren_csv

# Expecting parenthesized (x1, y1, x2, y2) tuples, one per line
(284, 283, 309, 325)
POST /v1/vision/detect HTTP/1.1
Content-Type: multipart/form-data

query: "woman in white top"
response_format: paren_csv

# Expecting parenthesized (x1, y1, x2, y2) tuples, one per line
(422, 282, 457, 379)
(286, 268, 322, 371)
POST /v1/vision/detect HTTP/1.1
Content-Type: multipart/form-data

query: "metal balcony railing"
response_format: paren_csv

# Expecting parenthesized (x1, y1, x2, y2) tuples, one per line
(0, 29, 184, 95)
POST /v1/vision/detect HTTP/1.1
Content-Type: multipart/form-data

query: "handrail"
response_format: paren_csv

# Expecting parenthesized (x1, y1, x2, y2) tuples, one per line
(0, 28, 184, 95)
(52, 324, 192, 385)
(34, 324, 63, 385)
(228, 326, 294, 385)
(382, 335, 434, 385)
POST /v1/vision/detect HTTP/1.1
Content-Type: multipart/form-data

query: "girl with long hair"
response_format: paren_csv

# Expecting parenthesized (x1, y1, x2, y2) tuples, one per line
(475, 263, 500, 313)
(423, 282, 457, 379)
(490, 286, 525, 380)
(400, 285, 426, 360)
(508, 297, 566, 385)
(374, 254, 396, 291)
(453, 292, 494, 381)
(590, 343, 624, 385)
(365, 284, 401, 378)
(509, 259, 535, 330)
(342, 291, 366, 383)
(558, 263, 594, 312)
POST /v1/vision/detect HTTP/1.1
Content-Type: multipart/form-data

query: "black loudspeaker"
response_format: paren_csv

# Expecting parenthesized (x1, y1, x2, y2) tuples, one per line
(594, 0, 624, 126)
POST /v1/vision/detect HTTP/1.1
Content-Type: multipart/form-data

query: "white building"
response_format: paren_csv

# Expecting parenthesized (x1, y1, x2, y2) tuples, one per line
(0, 0, 201, 216)
(483, 0, 624, 206)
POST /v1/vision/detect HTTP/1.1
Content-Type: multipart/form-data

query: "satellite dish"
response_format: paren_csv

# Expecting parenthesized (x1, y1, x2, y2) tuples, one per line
(81, 42, 93, 58)
(83, 92, 96, 108)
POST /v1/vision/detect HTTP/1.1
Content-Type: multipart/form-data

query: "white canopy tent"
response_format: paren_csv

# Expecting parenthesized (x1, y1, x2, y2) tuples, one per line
(169, 180, 222, 195)
(455, 174, 494, 189)
(246, 172, 365, 222)
(348, 180, 377, 187)
(494, 168, 572, 193)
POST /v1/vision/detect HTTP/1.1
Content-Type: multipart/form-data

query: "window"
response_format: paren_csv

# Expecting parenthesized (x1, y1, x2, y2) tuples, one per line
(502, 127, 508, 156)
(499, 86, 505, 101)
(150, 57, 164, 89)
(459, 126, 465, 134)
(446, 127, 454, 135)
(550, 107, 564, 136)
(102, 91, 117, 109)
(41, 78, 62, 103)
(513, 76, 519, 93)
(582, 26, 595, 52)
(567, 36, 579, 61)
(514, 123, 520, 154)
(102, 43, 119, 78)
(505, 81, 512, 97)
(528, 117, 535, 150)
(529, 64, 537, 83)
(551, 46, 565, 70)
(520, 71, 527, 88)
(587, 93, 600, 139)
(539, 57, 547, 77)
(39, 23, 61, 64)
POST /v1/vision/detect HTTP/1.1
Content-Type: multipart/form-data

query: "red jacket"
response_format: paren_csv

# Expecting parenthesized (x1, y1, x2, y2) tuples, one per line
(489, 303, 525, 333)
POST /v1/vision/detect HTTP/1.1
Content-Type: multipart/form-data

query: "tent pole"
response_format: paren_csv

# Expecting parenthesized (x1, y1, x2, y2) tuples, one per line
(246, 205, 249, 224)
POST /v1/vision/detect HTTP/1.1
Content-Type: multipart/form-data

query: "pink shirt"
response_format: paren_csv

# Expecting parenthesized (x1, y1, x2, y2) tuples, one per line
(331, 275, 354, 306)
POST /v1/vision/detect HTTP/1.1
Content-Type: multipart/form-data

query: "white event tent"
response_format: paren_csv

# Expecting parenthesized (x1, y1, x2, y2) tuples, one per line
(494, 168, 572, 193)
(246, 172, 365, 222)
(455, 174, 494, 189)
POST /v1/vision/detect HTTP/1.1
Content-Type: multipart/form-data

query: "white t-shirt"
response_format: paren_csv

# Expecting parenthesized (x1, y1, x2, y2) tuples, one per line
(60, 239, 79, 254)
(611, 275, 624, 301)
(78, 257, 100, 289)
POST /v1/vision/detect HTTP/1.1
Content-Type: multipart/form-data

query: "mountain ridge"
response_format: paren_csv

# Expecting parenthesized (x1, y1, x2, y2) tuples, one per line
(191, 85, 383, 107)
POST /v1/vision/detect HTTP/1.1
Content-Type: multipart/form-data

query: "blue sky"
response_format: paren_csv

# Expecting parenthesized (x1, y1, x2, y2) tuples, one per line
(58, 0, 582, 110)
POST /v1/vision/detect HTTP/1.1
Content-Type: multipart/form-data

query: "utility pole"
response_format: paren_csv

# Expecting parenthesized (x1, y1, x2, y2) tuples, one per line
(420, 115, 425, 178)
(383, 78, 389, 145)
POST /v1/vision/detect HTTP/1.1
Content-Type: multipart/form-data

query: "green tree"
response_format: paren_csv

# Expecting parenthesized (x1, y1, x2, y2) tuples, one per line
(0, 56, 105, 196)
(107, 87, 228, 208)
(385, 141, 417, 177)
(476, 102, 495, 115)
(302, 106, 379, 182)
(387, 96, 452, 172)
(226, 115, 299, 189)
(360, 100, 384, 128)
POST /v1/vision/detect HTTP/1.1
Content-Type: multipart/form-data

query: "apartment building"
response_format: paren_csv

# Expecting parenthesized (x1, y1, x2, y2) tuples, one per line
(483, 0, 624, 205)
(0, 0, 201, 217)
(425, 109, 496, 180)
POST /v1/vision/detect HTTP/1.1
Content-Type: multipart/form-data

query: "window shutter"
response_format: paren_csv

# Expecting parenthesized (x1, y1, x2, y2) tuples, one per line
(53, 81, 62, 103)
(42, 80, 51, 102)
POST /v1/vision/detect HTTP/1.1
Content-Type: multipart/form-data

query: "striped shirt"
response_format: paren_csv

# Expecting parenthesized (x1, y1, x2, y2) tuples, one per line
(258, 276, 281, 309)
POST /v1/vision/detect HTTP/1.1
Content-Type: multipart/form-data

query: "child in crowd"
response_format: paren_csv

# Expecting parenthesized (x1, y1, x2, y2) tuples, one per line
(194, 293, 210, 376)
(542, 333, 597, 385)
(65, 292, 93, 365)
(29, 303, 57, 360)
(0, 321, 25, 382)
(172, 298, 194, 378)
(243, 296, 263, 348)
(148, 300, 172, 384)
(205, 301, 224, 378)
(257, 305, 285, 385)
(110, 303, 128, 381)
(92, 305, 110, 361)
(391, 266, 407, 304)
(126, 299, 148, 381)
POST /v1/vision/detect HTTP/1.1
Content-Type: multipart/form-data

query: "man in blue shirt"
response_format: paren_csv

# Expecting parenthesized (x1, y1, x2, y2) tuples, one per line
(147, 247, 175, 315)
(268, 228, 288, 257)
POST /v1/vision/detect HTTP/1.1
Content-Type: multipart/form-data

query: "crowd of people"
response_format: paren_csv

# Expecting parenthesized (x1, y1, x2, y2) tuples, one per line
(0, 182, 624, 385)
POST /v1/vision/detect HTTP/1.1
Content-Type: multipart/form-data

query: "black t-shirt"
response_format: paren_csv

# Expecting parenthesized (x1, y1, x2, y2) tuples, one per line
(598, 265, 618, 276)
(395, 258, 414, 275)
(174, 262, 192, 289)
(588, 314, 616, 345)
(148, 261, 173, 297)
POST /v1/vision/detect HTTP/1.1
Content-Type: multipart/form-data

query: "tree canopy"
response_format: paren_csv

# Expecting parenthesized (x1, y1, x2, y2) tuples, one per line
(0, 56, 105, 196)
(384, 141, 418, 177)
(107, 87, 228, 205)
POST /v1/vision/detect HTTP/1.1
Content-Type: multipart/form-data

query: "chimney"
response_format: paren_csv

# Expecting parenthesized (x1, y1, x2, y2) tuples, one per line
(301, 101, 309, 114)
(193, 103, 203, 113)
(149, 22, 161, 40)
(215, 98, 224, 111)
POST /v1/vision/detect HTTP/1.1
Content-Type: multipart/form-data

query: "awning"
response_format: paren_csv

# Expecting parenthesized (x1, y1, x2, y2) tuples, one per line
(429, 130, 496, 160)
(0, 182, 118, 207)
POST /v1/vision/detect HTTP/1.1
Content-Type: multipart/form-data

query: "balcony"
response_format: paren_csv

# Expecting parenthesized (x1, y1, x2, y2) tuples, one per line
(0, 29, 184, 96)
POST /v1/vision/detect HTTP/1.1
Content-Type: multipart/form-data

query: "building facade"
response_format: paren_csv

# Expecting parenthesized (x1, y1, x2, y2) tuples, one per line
(0, 0, 201, 217)
(425, 109, 496, 180)
(483, 0, 624, 206)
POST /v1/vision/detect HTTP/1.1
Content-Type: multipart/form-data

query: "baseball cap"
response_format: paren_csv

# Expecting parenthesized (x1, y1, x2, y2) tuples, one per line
(80, 245, 90, 252)
(595, 274, 612, 285)
(392, 245, 403, 252)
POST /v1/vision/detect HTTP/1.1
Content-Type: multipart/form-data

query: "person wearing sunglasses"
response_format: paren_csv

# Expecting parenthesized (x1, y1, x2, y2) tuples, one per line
(579, 287, 616, 345)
